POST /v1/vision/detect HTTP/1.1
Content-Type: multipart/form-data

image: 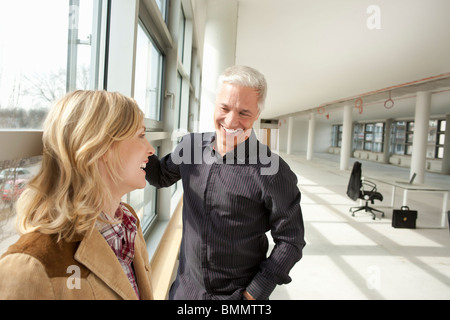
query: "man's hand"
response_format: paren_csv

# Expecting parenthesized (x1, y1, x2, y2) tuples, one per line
(243, 290, 255, 300)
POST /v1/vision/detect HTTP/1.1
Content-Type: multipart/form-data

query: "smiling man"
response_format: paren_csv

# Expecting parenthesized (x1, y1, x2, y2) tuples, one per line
(214, 81, 260, 156)
(146, 65, 305, 300)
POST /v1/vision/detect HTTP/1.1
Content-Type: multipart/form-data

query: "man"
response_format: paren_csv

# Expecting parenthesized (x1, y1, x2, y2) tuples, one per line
(146, 65, 305, 300)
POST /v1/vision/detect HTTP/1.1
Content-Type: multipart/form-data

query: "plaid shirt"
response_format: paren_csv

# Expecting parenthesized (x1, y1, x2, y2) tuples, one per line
(98, 203, 140, 299)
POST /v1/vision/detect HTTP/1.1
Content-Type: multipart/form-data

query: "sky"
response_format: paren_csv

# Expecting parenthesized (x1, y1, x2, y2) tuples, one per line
(0, 0, 93, 112)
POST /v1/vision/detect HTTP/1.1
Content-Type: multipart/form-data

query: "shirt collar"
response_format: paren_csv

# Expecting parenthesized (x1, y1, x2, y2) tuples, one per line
(97, 203, 138, 265)
(203, 130, 258, 164)
(97, 202, 137, 234)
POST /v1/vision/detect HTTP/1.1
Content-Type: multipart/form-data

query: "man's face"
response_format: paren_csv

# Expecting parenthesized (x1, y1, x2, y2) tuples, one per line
(213, 82, 260, 155)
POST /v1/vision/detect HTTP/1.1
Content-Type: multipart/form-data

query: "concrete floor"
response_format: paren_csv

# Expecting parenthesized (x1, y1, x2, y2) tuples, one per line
(271, 152, 450, 300)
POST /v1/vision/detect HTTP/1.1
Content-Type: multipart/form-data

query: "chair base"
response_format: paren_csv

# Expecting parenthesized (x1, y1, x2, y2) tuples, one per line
(350, 203, 385, 220)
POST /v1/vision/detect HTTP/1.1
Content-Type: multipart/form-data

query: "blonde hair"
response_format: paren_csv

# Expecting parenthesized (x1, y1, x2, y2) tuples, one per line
(16, 90, 144, 241)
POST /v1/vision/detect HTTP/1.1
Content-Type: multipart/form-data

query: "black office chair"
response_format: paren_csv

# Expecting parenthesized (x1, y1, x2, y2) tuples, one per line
(346, 161, 384, 220)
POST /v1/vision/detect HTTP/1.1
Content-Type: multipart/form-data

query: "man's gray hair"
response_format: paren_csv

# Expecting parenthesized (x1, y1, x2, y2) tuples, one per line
(217, 65, 268, 113)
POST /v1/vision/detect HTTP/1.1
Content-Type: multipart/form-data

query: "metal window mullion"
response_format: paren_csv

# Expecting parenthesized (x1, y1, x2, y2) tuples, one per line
(66, 0, 80, 92)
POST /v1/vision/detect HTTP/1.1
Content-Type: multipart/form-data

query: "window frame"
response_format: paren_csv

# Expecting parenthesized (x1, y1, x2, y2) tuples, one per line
(435, 119, 446, 159)
(135, 19, 165, 124)
(331, 125, 343, 148)
(353, 122, 385, 153)
(391, 121, 413, 156)
(0, 0, 204, 257)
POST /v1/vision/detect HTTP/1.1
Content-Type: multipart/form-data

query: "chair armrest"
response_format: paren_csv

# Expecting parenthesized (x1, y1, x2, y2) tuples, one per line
(361, 178, 378, 192)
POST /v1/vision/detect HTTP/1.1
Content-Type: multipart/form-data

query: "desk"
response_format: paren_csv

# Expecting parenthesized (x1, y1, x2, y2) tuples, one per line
(367, 177, 449, 228)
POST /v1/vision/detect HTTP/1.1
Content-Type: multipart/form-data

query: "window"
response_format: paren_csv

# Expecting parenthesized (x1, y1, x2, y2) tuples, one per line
(0, 0, 104, 254)
(371, 123, 384, 152)
(406, 122, 414, 155)
(353, 124, 365, 150)
(427, 119, 446, 159)
(427, 120, 438, 158)
(1, 0, 204, 262)
(391, 119, 445, 159)
(353, 122, 384, 152)
(142, 167, 158, 230)
(331, 125, 342, 147)
(128, 146, 159, 234)
(436, 120, 446, 159)
(176, 72, 183, 129)
(391, 121, 414, 156)
(0, 0, 103, 129)
(178, 7, 186, 63)
(131, 5, 170, 233)
(134, 0, 200, 229)
(155, 0, 168, 21)
(0, 156, 41, 254)
(135, 21, 164, 121)
(364, 123, 374, 151)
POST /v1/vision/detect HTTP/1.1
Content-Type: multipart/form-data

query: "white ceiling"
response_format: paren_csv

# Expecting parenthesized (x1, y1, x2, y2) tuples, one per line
(234, 0, 450, 122)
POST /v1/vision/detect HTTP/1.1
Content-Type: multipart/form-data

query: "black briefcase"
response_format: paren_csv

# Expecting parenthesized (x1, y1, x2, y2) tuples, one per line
(392, 206, 417, 229)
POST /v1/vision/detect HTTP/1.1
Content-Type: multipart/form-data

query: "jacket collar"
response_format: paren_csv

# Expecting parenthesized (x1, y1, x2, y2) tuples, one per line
(74, 228, 139, 300)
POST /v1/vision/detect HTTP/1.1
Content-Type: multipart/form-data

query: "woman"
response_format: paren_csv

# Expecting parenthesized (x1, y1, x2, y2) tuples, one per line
(0, 90, 155, 299)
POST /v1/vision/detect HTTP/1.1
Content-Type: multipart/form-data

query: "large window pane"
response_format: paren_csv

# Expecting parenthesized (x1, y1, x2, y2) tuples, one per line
(391, 121, 414, 155)
(432, 119, 445, 159)
(0, 1, 67, 128)
(135, 21, 164, 121)
(155, 0, 168, 21)
(353, 124, 364, 150)
(133, 19, 163, 232)
(0, 156, 41, 255)
(0, 0, 102, 129)
(129, 183, 157, 232)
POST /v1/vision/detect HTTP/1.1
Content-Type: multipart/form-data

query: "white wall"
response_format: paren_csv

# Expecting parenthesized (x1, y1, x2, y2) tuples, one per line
(278, 117, 332, 154)
(199, 0, 238, 133)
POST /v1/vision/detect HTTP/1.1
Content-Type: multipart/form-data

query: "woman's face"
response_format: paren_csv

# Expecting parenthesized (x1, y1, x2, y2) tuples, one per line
(117, 121, 155, 193)
(102, 120, 155, 198)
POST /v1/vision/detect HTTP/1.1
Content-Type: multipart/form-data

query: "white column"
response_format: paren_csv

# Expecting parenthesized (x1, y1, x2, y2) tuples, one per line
(199, 0, 238, 133)
(306, 111, 316, 160)
(286, 116, 294, 155)
(441, 114, 450, 174)
(410, 91, 432, 184)
(340, 105, 352, 170)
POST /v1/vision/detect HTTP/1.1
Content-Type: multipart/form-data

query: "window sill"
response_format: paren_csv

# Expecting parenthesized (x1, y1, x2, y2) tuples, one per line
(0, 130, 43, 162)
(148, 196, 183, 300)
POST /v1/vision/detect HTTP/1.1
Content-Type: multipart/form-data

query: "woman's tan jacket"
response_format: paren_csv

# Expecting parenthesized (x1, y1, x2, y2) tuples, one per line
(0, 204, 153, 300)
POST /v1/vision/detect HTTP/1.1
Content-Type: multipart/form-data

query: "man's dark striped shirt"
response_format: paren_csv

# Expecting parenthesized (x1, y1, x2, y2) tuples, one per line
(145, 131, 305, 300)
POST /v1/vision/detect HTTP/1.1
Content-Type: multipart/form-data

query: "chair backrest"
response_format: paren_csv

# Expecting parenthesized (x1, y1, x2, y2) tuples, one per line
(346, 161, 362, 201)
